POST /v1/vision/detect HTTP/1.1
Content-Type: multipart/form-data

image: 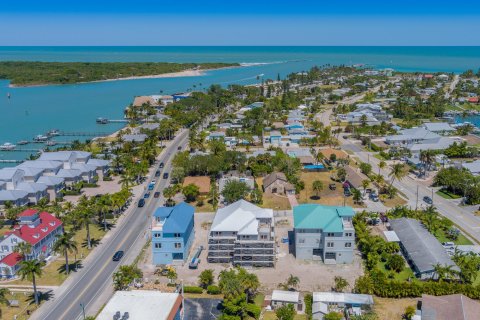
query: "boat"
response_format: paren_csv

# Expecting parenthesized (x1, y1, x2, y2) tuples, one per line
(46, 141, 57, 146)
(33, 135, 49, 142)
(96, 117, 108, 124)
(47, 129, 60, 136)
(17, 140, 29, 145)
(0, 143, 16, 151)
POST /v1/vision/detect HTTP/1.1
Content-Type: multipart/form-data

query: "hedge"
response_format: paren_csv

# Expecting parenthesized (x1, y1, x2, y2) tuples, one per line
(183, 286, 203, 294)
(207, 285, 221, 295)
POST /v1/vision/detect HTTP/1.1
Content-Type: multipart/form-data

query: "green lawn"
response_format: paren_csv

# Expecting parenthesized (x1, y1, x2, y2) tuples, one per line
(436, 189, 462, 200)
(434, 229, 473, 245)
(254, 294, 265, 307)
(377, 260, 415, 282)
(263, 311, 307, 320)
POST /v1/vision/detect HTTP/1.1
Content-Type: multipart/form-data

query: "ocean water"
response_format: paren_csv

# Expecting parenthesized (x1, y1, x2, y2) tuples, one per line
(1, 46, 480, 164)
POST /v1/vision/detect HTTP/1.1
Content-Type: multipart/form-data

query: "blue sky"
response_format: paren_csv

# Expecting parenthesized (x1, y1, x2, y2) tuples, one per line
(1, 1, 479, 45)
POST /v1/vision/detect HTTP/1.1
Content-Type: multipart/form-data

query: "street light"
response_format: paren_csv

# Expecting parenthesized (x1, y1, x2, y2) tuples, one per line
(80, 303, 86, 320)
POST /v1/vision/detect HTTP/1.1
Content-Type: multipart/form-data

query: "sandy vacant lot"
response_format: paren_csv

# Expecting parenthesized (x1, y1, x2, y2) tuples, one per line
(141, 211, 364, 292)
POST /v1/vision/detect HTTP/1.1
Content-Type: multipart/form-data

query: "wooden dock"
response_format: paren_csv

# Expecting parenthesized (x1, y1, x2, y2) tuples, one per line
(57, 131, 110, 137)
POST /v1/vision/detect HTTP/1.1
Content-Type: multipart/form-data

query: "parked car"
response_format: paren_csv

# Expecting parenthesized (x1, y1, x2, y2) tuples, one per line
(177, 146, 182, 150)
(138, 199, 145, 207)
(112, 250, 124, 261)
(163, 172, 169, 179)
(144, 192, 151, 199)
(154, 192, 160, 198)
(344, 188, 351, 197)
(329, 183, 336, 190)
(159, 162, 164, 169)
(423, 196, 433, 204)
(442, 242, 455, 248)
(148, 183, 155, 191)
(155, 170, 161, 177)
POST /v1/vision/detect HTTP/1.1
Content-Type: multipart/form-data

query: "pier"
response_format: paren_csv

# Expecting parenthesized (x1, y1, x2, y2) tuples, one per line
(0, 148, 42, 153)
(57, 131, 110, 137)
(0, 159, 24, 164)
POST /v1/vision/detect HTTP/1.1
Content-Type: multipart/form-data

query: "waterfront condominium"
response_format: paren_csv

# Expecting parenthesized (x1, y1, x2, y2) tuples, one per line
(293, 204, 355, 264)
(207, 200, 275, 267)
(151, 202, 195, 265)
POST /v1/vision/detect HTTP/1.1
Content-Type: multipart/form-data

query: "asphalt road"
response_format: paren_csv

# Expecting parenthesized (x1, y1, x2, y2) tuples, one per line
(33, 130, 189, 320)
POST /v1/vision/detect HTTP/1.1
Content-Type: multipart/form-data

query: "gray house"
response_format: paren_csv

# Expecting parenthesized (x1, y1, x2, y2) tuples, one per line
(293, 204, 355, 264)
(219, 171, 255, 193)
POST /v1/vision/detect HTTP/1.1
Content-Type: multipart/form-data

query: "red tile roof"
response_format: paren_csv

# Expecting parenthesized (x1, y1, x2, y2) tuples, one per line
(18, 209, 39, 217)
(0, 252, 22, 267)
(424, 74, 434, 78)
(7, 212, 62, 245)
(468, 97, 479, 103)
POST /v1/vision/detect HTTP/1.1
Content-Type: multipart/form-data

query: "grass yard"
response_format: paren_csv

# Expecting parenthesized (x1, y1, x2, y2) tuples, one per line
(376, 260, 415, 282)
(297, 171, 363, 208)
(263, 311, 307, 320)
(434, 229, 473, 245)
(374, 297, 417, 320)
(436, 189, 462, 200)
(192, 196, 215, 212)
(381, 195, 407, 208)
(1, 292, 43, 320)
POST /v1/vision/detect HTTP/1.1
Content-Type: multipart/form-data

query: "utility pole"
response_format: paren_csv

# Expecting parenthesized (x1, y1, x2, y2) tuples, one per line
(415, 185, 419, 211)
(80, 303, 86, 320)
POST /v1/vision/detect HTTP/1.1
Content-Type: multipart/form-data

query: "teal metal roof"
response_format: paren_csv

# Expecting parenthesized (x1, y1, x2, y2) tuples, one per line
(293, 204, 354, 232)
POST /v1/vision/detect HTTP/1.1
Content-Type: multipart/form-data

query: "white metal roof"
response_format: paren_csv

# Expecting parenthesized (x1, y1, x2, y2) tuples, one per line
(210, 200, 273, 234)
(272, 290, 300, 303)
(383, 230, 400, 242)
(97, 290, 180, 320)
(313, 292, 374, 305)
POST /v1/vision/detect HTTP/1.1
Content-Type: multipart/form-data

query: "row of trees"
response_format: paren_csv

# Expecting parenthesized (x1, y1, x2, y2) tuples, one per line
(434, 167, 480, 204)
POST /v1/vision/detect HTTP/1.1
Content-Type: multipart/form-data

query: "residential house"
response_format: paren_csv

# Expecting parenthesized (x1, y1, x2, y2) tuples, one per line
(207, 200, 275, 267)
(417, 294, 480, 320)
(182, 176, 210, 195)
(422, 122, 456, 135)
(343, 166, 368, 191)
(262, 172, 295, 195)
(207, 132, 226, 141)
(86, 158, 110, 179)
(17, 160, 63, 176)
(36, 176, 65, 199)
(293, 204, 355, 264)
(270, 290, 302, 311)
(219, 171, 255, 193)
(151, 203, 195, 265)
(390, 218, 459, 279)
(122, 134, 148, 143)
(97, 291, 183, 320)
(15, 182, 48, 204)
(0, 209, 63, 278)
(343, 103, 392, 125)
(132, 95, 158, 107)
(268, 131, 283, 146)
(312, 292, 374, 320)
(461, 160, 480, 176)
(38, 151, 92, 168)
(385, 127, 457, 153)
(0, 190, 29, 207)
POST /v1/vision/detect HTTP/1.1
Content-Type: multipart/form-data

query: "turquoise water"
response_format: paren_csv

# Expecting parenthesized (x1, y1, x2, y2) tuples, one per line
(1, 47, 480, 165)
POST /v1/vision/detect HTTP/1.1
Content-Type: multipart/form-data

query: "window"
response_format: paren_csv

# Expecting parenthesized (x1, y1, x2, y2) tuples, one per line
(345, 242, 352, 248)
(1, 246, 8, 252)
(173, 233, 181, 238)
(154, 233, 162, 238)
(11, 238, 17, 244)
(154, 243, 162, 249)
(327, 233, 334, 237)
(175, 243, 182, 249)
(299, 238, 305, 244)
(260, 235, 267, 240)
(327, 242, 334, 248)
(345, 232, 353, 237)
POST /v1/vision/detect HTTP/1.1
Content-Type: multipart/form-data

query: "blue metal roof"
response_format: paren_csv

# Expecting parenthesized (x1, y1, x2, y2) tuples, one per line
(154, 202, 194, 234)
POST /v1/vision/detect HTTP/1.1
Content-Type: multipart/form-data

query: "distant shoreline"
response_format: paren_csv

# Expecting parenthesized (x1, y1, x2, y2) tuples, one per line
(8, 69, 208, 88)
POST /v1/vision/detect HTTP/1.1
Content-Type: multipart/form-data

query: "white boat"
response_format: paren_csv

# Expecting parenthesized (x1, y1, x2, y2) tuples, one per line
(33, 135, 49, 142)
(17, 140, 29, 145)
(47, 129, 60, 136)
(0, 143, 16, 150)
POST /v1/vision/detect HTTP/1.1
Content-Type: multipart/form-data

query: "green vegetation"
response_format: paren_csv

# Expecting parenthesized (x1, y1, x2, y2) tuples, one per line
(436, 189, 462, 200)
(112, 265, 143, 291)
(221, 180, 250, 204)
(354, 209, 480, 299)
(0, 61, 239, 86)
(434, 167, 480, 204)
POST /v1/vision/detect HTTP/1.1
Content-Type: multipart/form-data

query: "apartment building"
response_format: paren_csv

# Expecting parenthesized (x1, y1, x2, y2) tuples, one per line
(207, 200, 275, 267)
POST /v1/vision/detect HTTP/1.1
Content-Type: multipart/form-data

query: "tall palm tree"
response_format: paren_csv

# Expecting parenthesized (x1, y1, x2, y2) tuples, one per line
(18, 259, 45, 305)
(53, 232, 78, 274)
(96, 195, 112, 231)
(14, 242, 32, 260)
(362, 179, 370, 196)
(312, 180, 324, 198)
(389, 163, 408, 188)
(0, 287, 10, 317)
(378, 160, 386, 175)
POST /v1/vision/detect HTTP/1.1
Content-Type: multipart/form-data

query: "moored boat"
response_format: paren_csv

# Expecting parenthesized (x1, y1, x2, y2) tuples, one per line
(0, 142, 16, 150)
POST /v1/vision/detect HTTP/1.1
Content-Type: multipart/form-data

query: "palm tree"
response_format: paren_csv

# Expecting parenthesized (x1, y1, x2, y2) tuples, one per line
(18, 259, 45, 305)
(285, 274, 300, 290)
(312, 180, 324, 198)
(76, 197, 94, 249)
(361, 179, 370, 196)
(0, 287, 10, 317)
(389, 163, 408, 188)
(14, 242, 32, 260)
(378, 160, 386, 175)
(352, 189, 362, 204)
(96, 195, 112, 231)
(53, 232, 78, 274)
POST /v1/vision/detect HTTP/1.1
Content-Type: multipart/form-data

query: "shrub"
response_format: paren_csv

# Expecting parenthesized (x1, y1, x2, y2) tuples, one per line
(245, 303, 261, 319)
(207, 285, 221, 295)
(183, 286, 203, 294)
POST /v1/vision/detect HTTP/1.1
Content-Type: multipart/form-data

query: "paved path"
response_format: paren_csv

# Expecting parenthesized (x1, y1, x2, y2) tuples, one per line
(287, 194, 298, 208)
(30, 130, 189, 320)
